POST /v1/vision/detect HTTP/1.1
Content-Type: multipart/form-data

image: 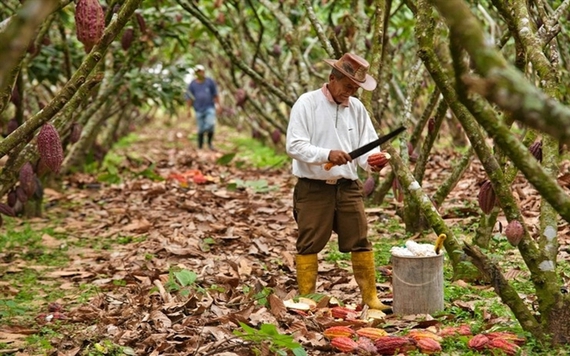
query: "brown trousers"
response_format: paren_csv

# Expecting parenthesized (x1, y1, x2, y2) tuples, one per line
(293, 178, 372, 254)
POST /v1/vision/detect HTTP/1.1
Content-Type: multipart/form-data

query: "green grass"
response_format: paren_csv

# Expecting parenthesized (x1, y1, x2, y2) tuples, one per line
(228, 136, 289, 169)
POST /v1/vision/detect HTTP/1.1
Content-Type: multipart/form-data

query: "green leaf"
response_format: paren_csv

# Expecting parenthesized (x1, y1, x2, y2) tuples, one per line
(174, 269, 197, 287)
(292, 347, 307, 356)
(217, 152, 236, 165)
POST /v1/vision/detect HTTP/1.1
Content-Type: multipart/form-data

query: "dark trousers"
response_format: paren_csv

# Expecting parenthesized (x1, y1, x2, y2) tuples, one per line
(293, 178, 372, 254)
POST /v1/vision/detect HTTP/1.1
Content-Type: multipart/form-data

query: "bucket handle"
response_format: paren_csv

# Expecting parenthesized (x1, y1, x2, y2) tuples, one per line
(392, 271, 441, 287)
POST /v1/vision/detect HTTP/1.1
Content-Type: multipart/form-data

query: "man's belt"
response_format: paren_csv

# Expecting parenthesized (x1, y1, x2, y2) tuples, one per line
(299, 177, 355, 185)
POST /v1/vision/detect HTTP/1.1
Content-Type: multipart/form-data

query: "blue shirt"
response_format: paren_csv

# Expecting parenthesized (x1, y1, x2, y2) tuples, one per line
(187, 78, 218, 112)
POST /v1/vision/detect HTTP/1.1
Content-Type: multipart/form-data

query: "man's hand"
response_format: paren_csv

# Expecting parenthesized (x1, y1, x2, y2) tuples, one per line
(368, 152, 391, 172)
(328, 150, 352, 166)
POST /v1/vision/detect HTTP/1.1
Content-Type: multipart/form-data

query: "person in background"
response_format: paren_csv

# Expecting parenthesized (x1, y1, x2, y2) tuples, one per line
(186, 64, 221, 150)
(286, 53, 393, 312)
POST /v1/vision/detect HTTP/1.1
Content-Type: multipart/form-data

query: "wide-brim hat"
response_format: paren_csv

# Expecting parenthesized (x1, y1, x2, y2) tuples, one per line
(324, 53, 377, 91)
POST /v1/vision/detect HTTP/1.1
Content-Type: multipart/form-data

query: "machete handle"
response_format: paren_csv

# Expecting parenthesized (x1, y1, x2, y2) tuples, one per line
(324, 162, 335, 171)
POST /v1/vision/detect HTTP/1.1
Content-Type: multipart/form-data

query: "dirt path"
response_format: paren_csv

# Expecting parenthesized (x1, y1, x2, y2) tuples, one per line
(1, 117, 567, 355)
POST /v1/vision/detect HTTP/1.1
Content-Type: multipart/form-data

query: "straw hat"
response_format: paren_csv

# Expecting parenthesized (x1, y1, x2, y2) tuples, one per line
(324, 53, 377, 91)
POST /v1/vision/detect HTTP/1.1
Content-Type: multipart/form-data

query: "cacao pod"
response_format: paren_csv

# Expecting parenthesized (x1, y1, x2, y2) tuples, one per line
(477, 180, 497, 214)
(0, 203, 16, 217)
(392, 177, 404, 202)
(485, 331, 526, 346)
(235, 88, 247, 107)
(416, 337, 442, 354)
(7, 189, 17, 207)
(331, 306, 358, 319)
(356, 327, 388, 340)
(16, 186, 28, 203)
(75, 0, 105, 53)
(35, 157, 51, 177)
(121, 28, 134, 51)
(135, 12, 147, 33)
(272, 44, 282, 57)
(357, 337, 376, 353)
(363, 176, 375, 197)
(468, 334, 489, 351)
(19, 162, 36, 198)
(427, 117, 436, 133)
(504, 220, 524, 246)
(251, 129, 261, 140)
(323, 326, 355, 339)
(330, 336, 358, 352)
(10, 85, 20, 107)
(408, 142, 418, 162)
(69, 122, 82, 143)
(367, 152, 391, 167)
(528, 140, 542, 162)
(438, 324, 471, 338)
(37, 123, 64, 173)
(407, 329, 443, 342)
(487, 337, 520, 355)
(271, 129, 281, 145)
(375, 336, 416, 355)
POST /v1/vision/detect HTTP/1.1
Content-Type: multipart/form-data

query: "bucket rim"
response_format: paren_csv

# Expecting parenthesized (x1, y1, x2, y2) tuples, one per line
(391, 253, 444, 259)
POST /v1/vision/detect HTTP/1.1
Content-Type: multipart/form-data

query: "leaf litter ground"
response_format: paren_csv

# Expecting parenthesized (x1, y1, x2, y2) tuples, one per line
(1, 118, 569, 355)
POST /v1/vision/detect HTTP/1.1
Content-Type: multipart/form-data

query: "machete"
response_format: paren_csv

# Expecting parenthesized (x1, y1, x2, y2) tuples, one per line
(324, 125, 406, 171)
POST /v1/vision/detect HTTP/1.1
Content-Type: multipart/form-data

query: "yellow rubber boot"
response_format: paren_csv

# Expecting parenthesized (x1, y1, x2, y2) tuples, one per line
(351, 251, 392, 312)
(296, 254, 318, 295)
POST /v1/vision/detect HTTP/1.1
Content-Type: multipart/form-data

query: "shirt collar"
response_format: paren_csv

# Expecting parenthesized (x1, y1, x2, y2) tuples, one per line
(321, 83, 350, 107)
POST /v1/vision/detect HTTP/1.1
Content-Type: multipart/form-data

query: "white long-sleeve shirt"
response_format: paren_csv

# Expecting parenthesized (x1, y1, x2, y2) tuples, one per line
(286, 85, 380, 180)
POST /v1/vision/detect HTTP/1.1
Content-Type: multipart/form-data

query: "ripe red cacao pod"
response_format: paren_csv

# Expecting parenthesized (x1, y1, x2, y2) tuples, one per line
(19, 162, 36, 198)
(37, 123, 64, 173)
(121, 28, 134, 51)
(375, 336, 417, 355)
(477, 180, 497, 214)
(505, 220, 524, 246)
(368, 152, 390, 167)
(330, 306, 358, 319)
(468, 334, 490, 351)
(75, 0, 105, 53)
(487, 337, 520, 355)
(416, 338, 442, 354)
(330, 336, 358, 352)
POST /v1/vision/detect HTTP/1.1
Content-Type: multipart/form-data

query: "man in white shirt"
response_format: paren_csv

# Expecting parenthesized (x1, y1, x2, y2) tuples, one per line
(286, 53, 392, 312)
